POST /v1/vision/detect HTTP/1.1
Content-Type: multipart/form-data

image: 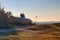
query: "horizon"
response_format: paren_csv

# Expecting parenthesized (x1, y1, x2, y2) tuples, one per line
(0, 0, 60, 22)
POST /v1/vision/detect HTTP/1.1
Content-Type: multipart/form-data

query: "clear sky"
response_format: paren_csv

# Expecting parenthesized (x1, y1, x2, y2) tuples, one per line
(0, 0, 60, 22)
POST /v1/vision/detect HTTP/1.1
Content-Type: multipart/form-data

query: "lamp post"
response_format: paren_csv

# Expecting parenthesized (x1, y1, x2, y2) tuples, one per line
(36, 16, 37, 22)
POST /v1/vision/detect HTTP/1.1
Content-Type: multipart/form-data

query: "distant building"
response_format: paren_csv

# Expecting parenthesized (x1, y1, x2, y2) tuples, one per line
(19, 13, 32, 24)
(20, 13, 25, 19)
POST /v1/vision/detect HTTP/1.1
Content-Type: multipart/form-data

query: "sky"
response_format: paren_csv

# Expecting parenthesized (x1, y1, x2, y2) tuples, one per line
(0, 0, 60, 22)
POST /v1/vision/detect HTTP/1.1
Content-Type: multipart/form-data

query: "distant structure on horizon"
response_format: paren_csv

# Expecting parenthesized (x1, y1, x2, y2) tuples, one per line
(20, 13, 25, 19)
(19, 13, 32, 24)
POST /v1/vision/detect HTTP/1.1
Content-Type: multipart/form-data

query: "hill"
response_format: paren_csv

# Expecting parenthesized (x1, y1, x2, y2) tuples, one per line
(36, 21, 60, 24)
